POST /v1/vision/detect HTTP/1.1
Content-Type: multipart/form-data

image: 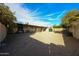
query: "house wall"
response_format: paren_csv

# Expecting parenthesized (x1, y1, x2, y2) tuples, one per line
(12, 24, 47, 33)
(71, 24, 79, 39)
(0, 23, 7, 42)
(23, 25, 46, 32)
(26, 26, 46, 32)
(69, 26, 73, 33)
(13, 27, 18, 33)
(74, 25, 79, 39)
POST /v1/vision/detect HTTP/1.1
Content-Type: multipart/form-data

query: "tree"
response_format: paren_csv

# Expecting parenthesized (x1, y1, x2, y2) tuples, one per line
(0, 3, 16, 29)
(61, 9, 79, 29)
(53, 25, 62, 28)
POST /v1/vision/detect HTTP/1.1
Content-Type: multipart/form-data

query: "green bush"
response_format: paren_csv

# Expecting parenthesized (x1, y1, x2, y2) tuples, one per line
(53, 25, 62, 28)
(62, 30, 73, 36)
(49, 28, 52, 32)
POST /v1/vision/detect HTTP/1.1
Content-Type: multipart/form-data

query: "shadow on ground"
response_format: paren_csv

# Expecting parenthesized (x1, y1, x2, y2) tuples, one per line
(0, 32, 49, 56)
(52, 30, 79, 56)
(0, 30, 79, 56)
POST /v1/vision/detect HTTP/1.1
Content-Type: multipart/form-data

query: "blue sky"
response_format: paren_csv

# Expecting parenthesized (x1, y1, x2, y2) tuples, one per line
(5, 3, 79, 27)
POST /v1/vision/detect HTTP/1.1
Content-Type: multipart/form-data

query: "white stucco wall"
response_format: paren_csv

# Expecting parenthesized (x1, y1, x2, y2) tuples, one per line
(73, 25, 79, 40)
(0, 23, 7, 42)
(70, 24, 79, 40)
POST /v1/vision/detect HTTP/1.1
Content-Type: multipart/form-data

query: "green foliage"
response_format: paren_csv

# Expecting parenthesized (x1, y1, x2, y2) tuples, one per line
(61, 9, 79, 28)
(0, 3, 16, 28)
(62, 30, 73, 37)
(49, 28, 52, 32)
(53, 25, 62, 28)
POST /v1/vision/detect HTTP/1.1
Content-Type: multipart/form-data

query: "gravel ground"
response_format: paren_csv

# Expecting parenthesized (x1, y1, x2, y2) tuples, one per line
(0, 30, 79, 56)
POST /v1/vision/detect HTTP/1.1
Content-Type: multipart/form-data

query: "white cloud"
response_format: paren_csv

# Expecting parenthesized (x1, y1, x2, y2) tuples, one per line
(47, 10, 66, 21)
(48, 18, 55, 21)
(5, 3, 51, 27)
(56, 10, 66, 18)
(45, 12, 60, 17)
(29, 20, 51, 27)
